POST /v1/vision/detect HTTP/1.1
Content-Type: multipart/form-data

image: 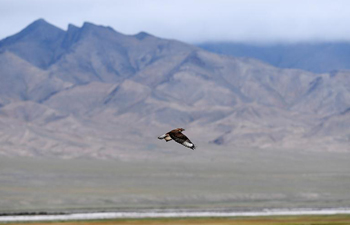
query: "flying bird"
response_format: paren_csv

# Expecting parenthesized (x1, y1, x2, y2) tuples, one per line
(158, 128, 196, 150)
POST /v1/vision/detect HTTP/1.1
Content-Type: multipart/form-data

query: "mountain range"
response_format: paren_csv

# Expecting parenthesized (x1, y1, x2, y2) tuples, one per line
(0, 19, 349, 159)
(197, 42, 350, 73)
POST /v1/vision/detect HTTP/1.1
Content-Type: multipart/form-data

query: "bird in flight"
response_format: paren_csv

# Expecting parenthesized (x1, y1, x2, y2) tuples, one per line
(158, 128, 196, 150)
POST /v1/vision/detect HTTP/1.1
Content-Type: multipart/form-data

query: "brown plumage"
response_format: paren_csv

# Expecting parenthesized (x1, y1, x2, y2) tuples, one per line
(158, 128, 196, 150)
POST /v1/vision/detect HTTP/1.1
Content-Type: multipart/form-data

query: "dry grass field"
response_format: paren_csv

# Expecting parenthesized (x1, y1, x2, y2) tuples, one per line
(1, 150, 350, 213)
(5, 215, 350, 225)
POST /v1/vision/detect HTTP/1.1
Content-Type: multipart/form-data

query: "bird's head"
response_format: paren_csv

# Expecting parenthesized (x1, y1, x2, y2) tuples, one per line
(177, 128, 185, 132)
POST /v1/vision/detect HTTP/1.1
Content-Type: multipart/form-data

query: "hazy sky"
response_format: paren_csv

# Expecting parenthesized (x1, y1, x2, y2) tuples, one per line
(1, 0, 350, 43)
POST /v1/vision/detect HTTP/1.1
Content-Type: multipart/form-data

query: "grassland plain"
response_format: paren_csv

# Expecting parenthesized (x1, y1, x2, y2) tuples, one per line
(3, 215, 350, 225)
(1, 148, 350, 213)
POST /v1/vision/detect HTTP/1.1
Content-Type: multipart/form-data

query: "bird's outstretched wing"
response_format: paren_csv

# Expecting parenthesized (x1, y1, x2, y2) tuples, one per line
(169, 132, 196, 150)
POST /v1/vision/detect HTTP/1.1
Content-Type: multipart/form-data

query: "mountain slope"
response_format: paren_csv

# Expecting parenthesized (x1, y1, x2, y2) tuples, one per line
(0, 51, 71, 105)
(0, 19, 65, 69)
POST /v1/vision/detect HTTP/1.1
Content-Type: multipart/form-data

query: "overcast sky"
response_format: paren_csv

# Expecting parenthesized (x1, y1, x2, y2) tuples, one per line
(1, 0, 350, 43)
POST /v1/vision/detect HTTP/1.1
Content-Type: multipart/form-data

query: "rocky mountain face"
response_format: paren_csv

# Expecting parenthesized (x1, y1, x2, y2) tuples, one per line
(197, 42, 350, 73)
(0, 19, 349, 159)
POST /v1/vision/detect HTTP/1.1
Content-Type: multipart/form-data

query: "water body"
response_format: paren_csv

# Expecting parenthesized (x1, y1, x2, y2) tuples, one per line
(1, 208, 350, 222)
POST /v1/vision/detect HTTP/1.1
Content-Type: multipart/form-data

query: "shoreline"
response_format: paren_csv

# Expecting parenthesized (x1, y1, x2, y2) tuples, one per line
(1, 208, 350, 222)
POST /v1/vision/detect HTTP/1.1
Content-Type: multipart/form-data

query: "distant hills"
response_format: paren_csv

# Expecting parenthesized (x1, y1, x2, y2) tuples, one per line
(0, 19, 349, 159)
(197, 42, 350, 73)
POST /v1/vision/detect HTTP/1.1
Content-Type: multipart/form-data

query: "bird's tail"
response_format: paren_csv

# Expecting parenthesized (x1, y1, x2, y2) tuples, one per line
(158, 134, 167, 139)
